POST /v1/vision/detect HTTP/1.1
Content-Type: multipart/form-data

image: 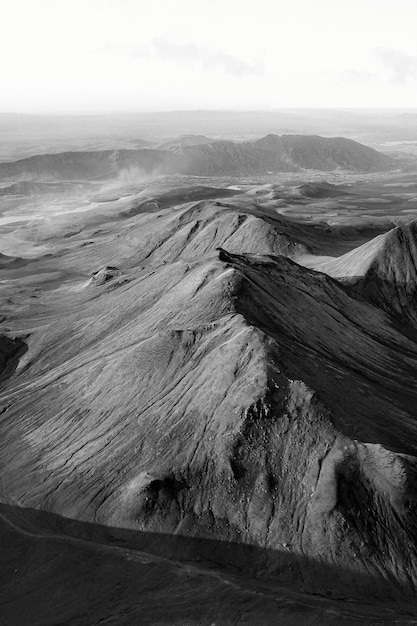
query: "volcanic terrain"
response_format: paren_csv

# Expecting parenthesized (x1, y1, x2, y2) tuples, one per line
(1, 135, 417, 624)
(0, 133, 393, 182)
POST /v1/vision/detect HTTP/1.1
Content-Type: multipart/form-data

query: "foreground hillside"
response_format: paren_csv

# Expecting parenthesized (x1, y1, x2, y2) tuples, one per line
(0, 134, 393, 181)
(4, 505, 413, 626)
(1, 187, 417, 626)
(307, 221, 417, 328)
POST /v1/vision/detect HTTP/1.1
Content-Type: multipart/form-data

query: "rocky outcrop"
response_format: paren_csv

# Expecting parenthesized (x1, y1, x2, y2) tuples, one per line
(2, 203, 417, 601)
(89, 266, 123, 286)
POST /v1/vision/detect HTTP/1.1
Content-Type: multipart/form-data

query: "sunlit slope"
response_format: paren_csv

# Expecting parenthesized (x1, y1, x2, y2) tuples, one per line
(1, 199, 417, 601)
(42, 198, 313, 273)
(310, 220, 417, 325)
(254, 134, 393, 171)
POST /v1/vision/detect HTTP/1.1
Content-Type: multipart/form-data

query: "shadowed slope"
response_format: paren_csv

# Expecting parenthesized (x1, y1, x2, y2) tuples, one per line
(308, 220, 417, 327)
(0, 336, 27, 384)
(2, 215, 417, 603)
(357, 221, 417, 325)
(2, 504, 415, 626)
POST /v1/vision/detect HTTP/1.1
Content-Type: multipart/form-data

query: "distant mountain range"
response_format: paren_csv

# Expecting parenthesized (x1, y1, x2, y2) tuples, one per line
(158, 134, 217, 150)
(0, 134, 394, 182)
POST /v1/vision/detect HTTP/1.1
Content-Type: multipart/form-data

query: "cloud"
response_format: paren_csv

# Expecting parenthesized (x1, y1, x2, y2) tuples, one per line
(341, 69, 377, 83)
(150, 39, 263, 76)
(99, 39, 264, 77)
(376, 48, 417, 83)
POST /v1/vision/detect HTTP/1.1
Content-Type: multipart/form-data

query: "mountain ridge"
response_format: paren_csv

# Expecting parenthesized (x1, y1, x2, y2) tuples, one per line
(2, 200, 417, 602)
(309, 219, 417, 327)
(0, 134, 394, 181)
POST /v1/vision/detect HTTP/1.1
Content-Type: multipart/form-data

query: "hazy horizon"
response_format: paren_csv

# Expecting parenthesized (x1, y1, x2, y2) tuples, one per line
(3, 107, 417, 116)
(3, 0, 417, 113)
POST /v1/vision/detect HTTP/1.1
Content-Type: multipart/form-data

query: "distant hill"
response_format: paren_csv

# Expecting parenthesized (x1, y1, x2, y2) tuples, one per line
(293, 181, 348, 198)
(0, 134, 394, 181)
(0, 180, 70, 195)
(0, 149, 177, 182)
(176, 140, 296, 175)
(254, 134, 392, 172)
(158, 134, 217, 151)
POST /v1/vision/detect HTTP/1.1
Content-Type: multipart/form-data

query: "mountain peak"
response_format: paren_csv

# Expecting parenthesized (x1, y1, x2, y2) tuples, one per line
(310, 219, 417, 325)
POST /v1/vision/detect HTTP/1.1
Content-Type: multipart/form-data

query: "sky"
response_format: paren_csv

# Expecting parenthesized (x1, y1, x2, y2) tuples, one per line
(2, 0, 417, 113)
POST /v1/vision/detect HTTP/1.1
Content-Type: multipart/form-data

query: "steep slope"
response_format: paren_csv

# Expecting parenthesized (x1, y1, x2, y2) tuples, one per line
(120, 200, 312, 266)
(2, 198, 417, 604)
(47, 198, 313, 275)
(0, 335, 27, 382)
(357, 221, 417, 325)
(310, 220, 417, 326)
(306, 232, 390, 280)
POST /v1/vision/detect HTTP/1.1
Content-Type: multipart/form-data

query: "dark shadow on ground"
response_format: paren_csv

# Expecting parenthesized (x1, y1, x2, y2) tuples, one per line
(0, 503, 416, 626)
(0, 336, 27, 386)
